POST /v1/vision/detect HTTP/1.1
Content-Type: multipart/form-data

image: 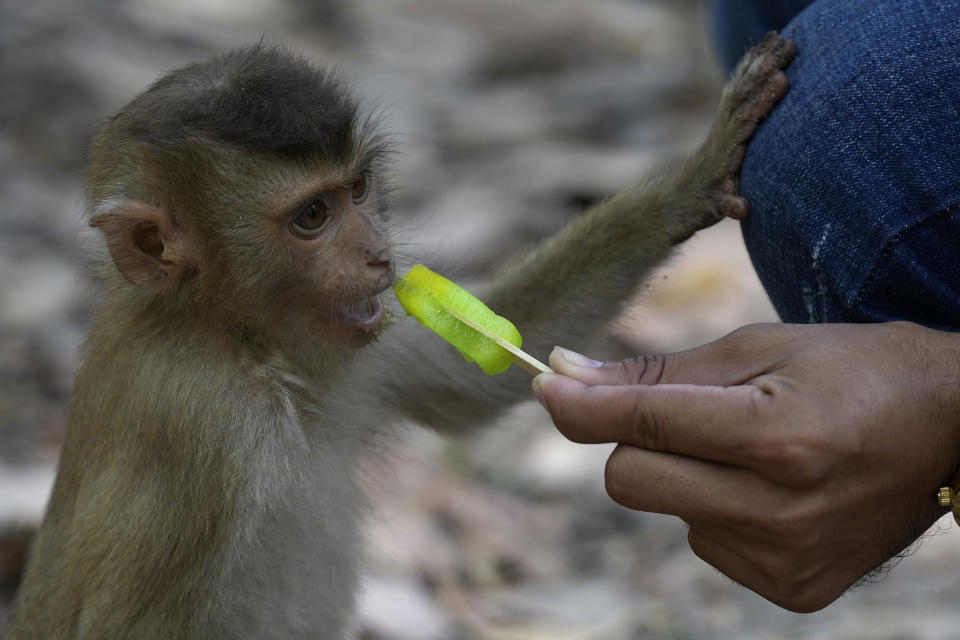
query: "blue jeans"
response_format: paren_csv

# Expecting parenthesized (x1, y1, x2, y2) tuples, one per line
(710, 0, 960, 329)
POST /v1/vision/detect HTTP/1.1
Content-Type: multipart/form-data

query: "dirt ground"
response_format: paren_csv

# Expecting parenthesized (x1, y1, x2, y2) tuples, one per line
(2, 0, 959, 637)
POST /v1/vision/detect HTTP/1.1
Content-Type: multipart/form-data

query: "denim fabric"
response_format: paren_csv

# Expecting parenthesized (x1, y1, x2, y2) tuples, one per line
(709, 0, 815, 73)
(710, 0, 960, 329)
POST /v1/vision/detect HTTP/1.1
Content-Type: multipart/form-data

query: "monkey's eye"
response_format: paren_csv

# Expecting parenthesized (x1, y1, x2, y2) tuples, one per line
(351, 173, 369, 203)
(293, 198, 330, 235)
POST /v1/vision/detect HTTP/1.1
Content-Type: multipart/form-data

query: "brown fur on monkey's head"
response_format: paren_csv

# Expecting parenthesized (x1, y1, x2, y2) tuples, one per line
(119, 44, 358, 156)
(87, 43, 374, 207)
(84, 44, 395, 353)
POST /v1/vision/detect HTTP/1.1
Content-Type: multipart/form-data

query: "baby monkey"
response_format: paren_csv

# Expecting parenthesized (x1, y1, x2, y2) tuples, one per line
(7, 35, 795, 639)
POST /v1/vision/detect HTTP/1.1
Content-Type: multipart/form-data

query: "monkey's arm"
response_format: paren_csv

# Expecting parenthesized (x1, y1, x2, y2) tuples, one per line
(373, 34, 796, 431)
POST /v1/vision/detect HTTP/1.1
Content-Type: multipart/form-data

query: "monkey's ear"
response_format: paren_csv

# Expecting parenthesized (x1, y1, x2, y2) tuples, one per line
(90, 201, 193, 291)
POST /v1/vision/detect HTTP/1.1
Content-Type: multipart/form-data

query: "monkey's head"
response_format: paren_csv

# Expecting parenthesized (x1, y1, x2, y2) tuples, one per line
(86, 45, 395, 351)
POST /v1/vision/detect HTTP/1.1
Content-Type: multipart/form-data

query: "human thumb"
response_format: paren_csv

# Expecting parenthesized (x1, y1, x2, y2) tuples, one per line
(547, 346, 650, 386)
(548, 327, 778, 387)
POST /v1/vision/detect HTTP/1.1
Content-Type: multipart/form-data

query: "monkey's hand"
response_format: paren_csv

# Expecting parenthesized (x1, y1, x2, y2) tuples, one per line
(675, 32, 796, 240)
(372, 34, 797, 426)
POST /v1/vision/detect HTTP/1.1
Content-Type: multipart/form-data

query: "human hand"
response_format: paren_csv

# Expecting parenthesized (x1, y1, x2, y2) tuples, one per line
(532, 322, 960, 612)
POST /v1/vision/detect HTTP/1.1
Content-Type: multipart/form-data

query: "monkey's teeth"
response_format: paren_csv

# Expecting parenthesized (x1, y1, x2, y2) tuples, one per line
(343, 299, 372, 317)
(338, 296, 384, 329)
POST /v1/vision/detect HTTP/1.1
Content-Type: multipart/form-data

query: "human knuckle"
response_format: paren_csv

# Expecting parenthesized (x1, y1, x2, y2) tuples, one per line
(729, 322, 777, 341)
(618, 354, 668, 385)
(886, 320, 916, 333)
(723, 324, 763, 350)
(784, 457, 828, 488)
(777, 446, 821, 485)
(628, 398, 667, 451)
(753, 435, 827, 487)
(612, 358, 643, 384)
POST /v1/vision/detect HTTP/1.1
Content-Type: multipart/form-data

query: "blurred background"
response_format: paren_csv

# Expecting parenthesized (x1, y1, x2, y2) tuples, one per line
(2, 0, 960, 637)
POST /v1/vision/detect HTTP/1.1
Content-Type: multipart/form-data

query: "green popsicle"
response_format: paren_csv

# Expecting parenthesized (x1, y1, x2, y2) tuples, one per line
(394, 265, 550, 375)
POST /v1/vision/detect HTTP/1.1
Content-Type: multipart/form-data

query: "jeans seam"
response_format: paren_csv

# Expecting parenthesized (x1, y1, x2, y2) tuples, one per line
(853, 201, 960, 307)
(801, 222, 832, 323)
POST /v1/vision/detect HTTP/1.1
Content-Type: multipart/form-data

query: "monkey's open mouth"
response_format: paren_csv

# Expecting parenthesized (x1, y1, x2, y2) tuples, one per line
(336, 296, 384, 331)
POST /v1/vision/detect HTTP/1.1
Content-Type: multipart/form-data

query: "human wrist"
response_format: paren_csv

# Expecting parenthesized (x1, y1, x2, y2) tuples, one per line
(916, 323, 960, 517)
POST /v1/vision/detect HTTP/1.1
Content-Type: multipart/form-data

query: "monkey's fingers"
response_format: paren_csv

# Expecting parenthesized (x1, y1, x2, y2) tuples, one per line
(736, 70, 790, 138)
(722, 35, 795, 150)
(719, 193, 750, 221)
(705, 33, 795, 223)
(726, 32, 797, 112)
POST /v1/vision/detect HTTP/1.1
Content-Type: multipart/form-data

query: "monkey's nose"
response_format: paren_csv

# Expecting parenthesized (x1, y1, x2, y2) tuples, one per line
(367, 247, 391, 270)
(366, 254, 394, 289)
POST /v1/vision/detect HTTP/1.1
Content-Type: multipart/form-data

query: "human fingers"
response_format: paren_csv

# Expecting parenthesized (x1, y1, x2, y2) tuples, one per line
(602, 444, 776, 524)
(548, 323, 796, 387)
(686, 528, 843, 613)
(604, 445, 860, 612)
(534, 373, 769, 464)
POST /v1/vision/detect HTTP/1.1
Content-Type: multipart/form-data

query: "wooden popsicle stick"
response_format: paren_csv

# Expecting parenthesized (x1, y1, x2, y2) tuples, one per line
(444, 307, 552, 376)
